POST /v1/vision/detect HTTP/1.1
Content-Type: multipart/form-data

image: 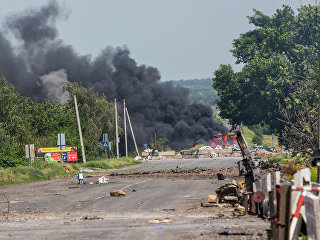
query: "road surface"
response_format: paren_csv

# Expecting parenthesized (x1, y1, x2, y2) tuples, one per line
(0, 158, 269, 240)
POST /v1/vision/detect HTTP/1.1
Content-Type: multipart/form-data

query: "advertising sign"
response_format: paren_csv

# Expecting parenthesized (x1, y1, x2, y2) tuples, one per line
(37, 146, 77, 153)
(45, 152, 78, 162)
(67, 152, 78, 161)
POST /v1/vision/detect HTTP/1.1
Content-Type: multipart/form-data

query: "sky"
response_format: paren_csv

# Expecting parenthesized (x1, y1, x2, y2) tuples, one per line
(0, 0, 312, 81)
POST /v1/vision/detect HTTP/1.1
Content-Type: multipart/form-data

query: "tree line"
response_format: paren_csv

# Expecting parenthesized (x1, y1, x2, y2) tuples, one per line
(0, 76, 119, 167)
(213, 5, 320, 151)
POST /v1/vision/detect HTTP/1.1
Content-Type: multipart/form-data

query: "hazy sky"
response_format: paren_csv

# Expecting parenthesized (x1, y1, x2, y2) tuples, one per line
(0, 0, 311, 81)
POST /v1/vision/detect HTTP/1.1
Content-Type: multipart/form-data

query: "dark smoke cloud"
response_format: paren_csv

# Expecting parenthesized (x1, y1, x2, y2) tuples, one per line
(0, 1, 227, 148)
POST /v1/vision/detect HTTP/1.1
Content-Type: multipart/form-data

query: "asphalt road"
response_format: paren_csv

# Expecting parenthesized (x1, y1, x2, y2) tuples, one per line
(0, 158, 269, 240)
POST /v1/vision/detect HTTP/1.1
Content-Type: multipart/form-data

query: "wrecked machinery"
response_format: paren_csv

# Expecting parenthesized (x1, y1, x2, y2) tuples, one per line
(236, 130, 265, 210)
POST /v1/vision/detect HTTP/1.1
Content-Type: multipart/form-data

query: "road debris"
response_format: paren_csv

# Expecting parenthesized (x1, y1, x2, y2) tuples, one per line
(97, 176, 109, 184)
(201, 201, 219, 207)
(81, 215, 104, 220)
(208, 194, 219, 203)
(8, 200, 24, 203)
(215, 183, 242, 204)
(202, 182, 245, 209)
(217, 173, 225, 180)
(149, 219, 172, 224)
(110, 190, 126, 197)
(153, 227, 164, 230)
(134, 156, 143, 161)
(218, 231, 252, 236)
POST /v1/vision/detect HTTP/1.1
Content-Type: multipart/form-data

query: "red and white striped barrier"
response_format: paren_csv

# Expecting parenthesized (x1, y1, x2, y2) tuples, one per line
(291, 186, 320, 192)
(289, 190, 307, 240)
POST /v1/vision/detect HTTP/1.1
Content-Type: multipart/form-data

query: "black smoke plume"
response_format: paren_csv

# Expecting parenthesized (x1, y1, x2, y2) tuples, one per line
(0, 1, 227, 148)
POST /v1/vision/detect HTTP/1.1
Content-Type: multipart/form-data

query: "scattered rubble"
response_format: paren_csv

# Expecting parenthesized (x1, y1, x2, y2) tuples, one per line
(208, 194, 219, 203)
(134, 156, 143, 161)
(110, 190, 126, 197)
(202, 181, 245, 210)
(215, 183, 243, 204)
(149, 219, 172, 224)
(201, 201, 219, 207)
(97, 176, 109, 184)
(81, 215, 104, 220)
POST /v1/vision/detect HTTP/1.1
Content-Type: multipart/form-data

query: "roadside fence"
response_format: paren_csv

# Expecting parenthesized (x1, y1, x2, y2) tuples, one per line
(245, 168, 320, 240)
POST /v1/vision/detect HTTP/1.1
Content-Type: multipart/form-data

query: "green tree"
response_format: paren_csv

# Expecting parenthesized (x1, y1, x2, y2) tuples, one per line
(212, 5, 320, 150)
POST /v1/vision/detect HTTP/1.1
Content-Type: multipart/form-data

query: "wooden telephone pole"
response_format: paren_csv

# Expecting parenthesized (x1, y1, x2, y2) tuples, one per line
(115, 98, 119, 159)
(125, 107, 139, 157)
(123, 99, 128, 157)
(74, 95, 86, 163)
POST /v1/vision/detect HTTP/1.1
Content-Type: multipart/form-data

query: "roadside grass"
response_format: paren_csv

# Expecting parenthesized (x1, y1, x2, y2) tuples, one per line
(242, 126, 279, 148)
(242, 126, 255, 146)
(0, 157, 140, 185)
(262, 134, 278, 149)
(80, 157, 141, 169)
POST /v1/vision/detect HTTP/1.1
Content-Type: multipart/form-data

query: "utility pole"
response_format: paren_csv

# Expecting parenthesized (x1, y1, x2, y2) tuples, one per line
(115, 98, 119, 159)
(317, 52, 320, 183)
(125, 107, 139, 157)
(74, 95, 86, 163)
(123, 99, 128, 157)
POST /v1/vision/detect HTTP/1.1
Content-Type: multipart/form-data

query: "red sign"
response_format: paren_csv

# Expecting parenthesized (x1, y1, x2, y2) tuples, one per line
(67, 152, 78, 161)
(51, 152, 61, 161)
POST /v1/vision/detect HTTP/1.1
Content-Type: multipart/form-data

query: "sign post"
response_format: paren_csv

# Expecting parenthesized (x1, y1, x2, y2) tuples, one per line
(103, 133, 109, 159)
(109, 142, 112, 158)
(57, 133, 66, 162)
(25, 144, 35, 166)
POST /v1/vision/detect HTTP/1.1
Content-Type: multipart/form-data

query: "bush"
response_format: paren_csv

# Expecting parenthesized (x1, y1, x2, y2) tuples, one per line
(259, 155, 282, 169)
(252, 134, 263, 145)
(0, 128, 25, 167)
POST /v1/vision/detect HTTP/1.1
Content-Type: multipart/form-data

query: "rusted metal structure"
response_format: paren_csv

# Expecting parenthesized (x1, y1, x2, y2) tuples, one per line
(236, 130, 265, 208)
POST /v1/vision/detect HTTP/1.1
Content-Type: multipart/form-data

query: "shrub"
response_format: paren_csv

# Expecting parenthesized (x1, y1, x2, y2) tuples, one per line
(259, 155, 282, 169)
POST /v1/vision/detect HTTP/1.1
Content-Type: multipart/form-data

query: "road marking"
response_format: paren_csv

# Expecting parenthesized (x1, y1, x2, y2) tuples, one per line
(121, 179, 151, 191)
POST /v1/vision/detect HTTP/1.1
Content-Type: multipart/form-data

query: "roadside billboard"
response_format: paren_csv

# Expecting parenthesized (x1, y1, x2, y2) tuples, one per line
(45, 152, 78, 162)
(37, 146, 77, 153)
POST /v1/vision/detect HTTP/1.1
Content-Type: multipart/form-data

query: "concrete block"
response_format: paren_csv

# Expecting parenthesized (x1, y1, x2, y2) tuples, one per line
(208, 194, 219, 203)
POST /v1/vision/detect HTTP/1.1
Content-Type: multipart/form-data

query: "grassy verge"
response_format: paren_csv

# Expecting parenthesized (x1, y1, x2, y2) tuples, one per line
(81, 157, 141, 169)
(242, 126, 278, 148)
(0, 157, 140, 185)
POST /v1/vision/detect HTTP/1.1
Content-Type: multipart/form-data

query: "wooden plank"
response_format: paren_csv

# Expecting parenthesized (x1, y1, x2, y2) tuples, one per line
(269, 191, 277, 240)
(201, 201, 219, 207)
(158, 151, 175, 156)
(277, 184, 291, 240)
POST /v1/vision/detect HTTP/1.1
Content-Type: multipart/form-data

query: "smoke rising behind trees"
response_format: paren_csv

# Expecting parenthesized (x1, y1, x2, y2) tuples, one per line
(0, 1, 226, 148)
